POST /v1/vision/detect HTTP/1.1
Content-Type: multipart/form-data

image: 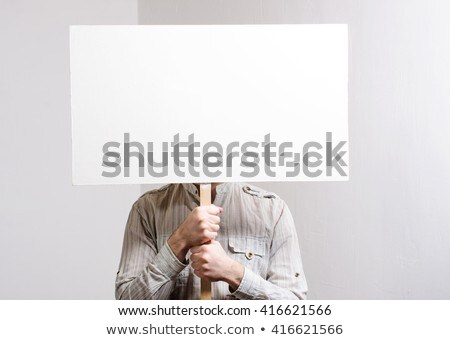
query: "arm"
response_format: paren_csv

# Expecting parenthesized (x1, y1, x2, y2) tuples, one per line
(230, 202, 308, 300)
(115, 202, 223, 300)
(115, 203, 187, 300)
(190, 202, 308, 300)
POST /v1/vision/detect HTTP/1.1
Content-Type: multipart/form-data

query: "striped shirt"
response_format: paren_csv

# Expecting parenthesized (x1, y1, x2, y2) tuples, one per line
(115, 182, 308, 300)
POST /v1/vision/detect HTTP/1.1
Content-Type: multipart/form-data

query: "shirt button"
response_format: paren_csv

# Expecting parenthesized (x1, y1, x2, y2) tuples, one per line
(246, 251, 254, 260)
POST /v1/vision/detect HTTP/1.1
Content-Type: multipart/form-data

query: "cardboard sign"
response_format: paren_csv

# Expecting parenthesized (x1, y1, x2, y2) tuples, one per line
(70, 25, 348, 184)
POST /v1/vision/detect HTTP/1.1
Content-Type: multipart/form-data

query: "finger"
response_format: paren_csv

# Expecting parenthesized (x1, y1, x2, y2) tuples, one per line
(190, 253, 200, 262)
(207, 223, 220, 232)
(190, 244, 208, 254)
(208, 239, 223, 250)
(193, 269, 204, 279)
(190, 245, 201, 254)
(206, 204, 223, 215)
(205, 231, 217, 240)
(201, 239, 212, 246)
(208, 215, 220, 224)
(203, 221, 219, 232)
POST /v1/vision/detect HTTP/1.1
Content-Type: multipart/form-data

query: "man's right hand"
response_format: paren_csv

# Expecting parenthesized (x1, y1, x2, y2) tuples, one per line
(168, 205, 223, 263)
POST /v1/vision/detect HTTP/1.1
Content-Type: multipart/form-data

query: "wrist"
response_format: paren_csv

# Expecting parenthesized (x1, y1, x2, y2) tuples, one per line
(223, 259, 244, 290)
(168, 230, 189, 263)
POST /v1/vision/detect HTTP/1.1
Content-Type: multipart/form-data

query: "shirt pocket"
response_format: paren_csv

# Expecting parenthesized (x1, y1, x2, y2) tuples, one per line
(228, 236, 267, 274)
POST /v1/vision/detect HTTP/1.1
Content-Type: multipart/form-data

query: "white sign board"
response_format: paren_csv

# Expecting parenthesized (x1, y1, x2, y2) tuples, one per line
(70, 25, 348, 185)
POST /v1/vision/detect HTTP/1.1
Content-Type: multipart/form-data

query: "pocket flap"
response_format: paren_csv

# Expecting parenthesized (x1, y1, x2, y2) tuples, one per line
(228, 236, 266, 256)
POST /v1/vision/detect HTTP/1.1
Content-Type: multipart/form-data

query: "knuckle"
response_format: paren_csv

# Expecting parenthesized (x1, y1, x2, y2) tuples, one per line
(194, 209, 205, 219)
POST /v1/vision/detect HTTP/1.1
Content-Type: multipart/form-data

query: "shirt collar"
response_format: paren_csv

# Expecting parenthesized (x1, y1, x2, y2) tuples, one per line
(181, 182, 230, 197)
(182, 183, 199, 196)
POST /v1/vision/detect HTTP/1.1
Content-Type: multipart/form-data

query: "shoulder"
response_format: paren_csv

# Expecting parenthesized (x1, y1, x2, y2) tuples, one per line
(138, 184, 173, 199)
(131, 183, 177, 213)
(239, 183, 280, 200)
(129, 184, 185, 226)
(226, 182, 280, 201)
(229, 182, 286, 216)
(224, 183, 288, 236)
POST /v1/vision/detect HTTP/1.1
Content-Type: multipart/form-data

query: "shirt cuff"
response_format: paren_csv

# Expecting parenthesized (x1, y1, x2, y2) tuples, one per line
(229, 267, 268, 300)
(153, 240, 188, 280)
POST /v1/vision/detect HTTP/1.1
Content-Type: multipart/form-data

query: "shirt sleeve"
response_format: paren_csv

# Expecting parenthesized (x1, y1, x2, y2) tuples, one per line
(229, 202, 308, 300)
(115, 203, 188, 300)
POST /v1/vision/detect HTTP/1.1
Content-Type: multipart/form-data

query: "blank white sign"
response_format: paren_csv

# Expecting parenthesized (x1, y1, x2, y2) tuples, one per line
(70, 25, 348, 185)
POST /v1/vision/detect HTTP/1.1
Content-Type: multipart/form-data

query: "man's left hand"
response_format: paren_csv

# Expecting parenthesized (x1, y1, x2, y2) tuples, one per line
(190, 240, 244, 290)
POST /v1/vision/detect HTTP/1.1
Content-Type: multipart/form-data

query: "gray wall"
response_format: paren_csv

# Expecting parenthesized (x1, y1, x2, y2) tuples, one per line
(0, 0, 139, 299)
(139, 0, 450, 299)
(1, 0, 449, 299)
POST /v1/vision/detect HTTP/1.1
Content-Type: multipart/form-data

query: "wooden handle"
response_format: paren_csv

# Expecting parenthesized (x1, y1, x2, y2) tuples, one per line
(199, 183, 212, 300)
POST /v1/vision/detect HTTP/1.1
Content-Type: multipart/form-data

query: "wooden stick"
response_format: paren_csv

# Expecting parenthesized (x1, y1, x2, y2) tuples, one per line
(199, 183, 212, 300)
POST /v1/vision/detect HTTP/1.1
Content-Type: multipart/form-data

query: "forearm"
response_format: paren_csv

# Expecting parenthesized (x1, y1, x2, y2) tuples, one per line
(116, 266, 176, 300)
(230, 267, 307, 300)
(116, 241, 187, 300)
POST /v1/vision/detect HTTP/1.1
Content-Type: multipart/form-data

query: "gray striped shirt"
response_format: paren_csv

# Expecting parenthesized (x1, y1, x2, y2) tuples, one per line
(115, 182, 307, 300)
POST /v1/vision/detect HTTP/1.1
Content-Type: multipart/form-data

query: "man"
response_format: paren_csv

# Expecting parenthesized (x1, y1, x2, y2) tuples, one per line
(115, 182, 307, 299)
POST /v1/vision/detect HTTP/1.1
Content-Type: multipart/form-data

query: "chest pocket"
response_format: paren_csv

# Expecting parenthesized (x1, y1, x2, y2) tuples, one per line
(228, 236, 267, 273)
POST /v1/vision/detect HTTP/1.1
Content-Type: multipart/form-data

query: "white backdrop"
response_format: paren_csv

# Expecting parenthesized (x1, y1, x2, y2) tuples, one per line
(140, 0, 450, 299)
(0, 0, 140, 299)
(1, 0, 449, 299)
